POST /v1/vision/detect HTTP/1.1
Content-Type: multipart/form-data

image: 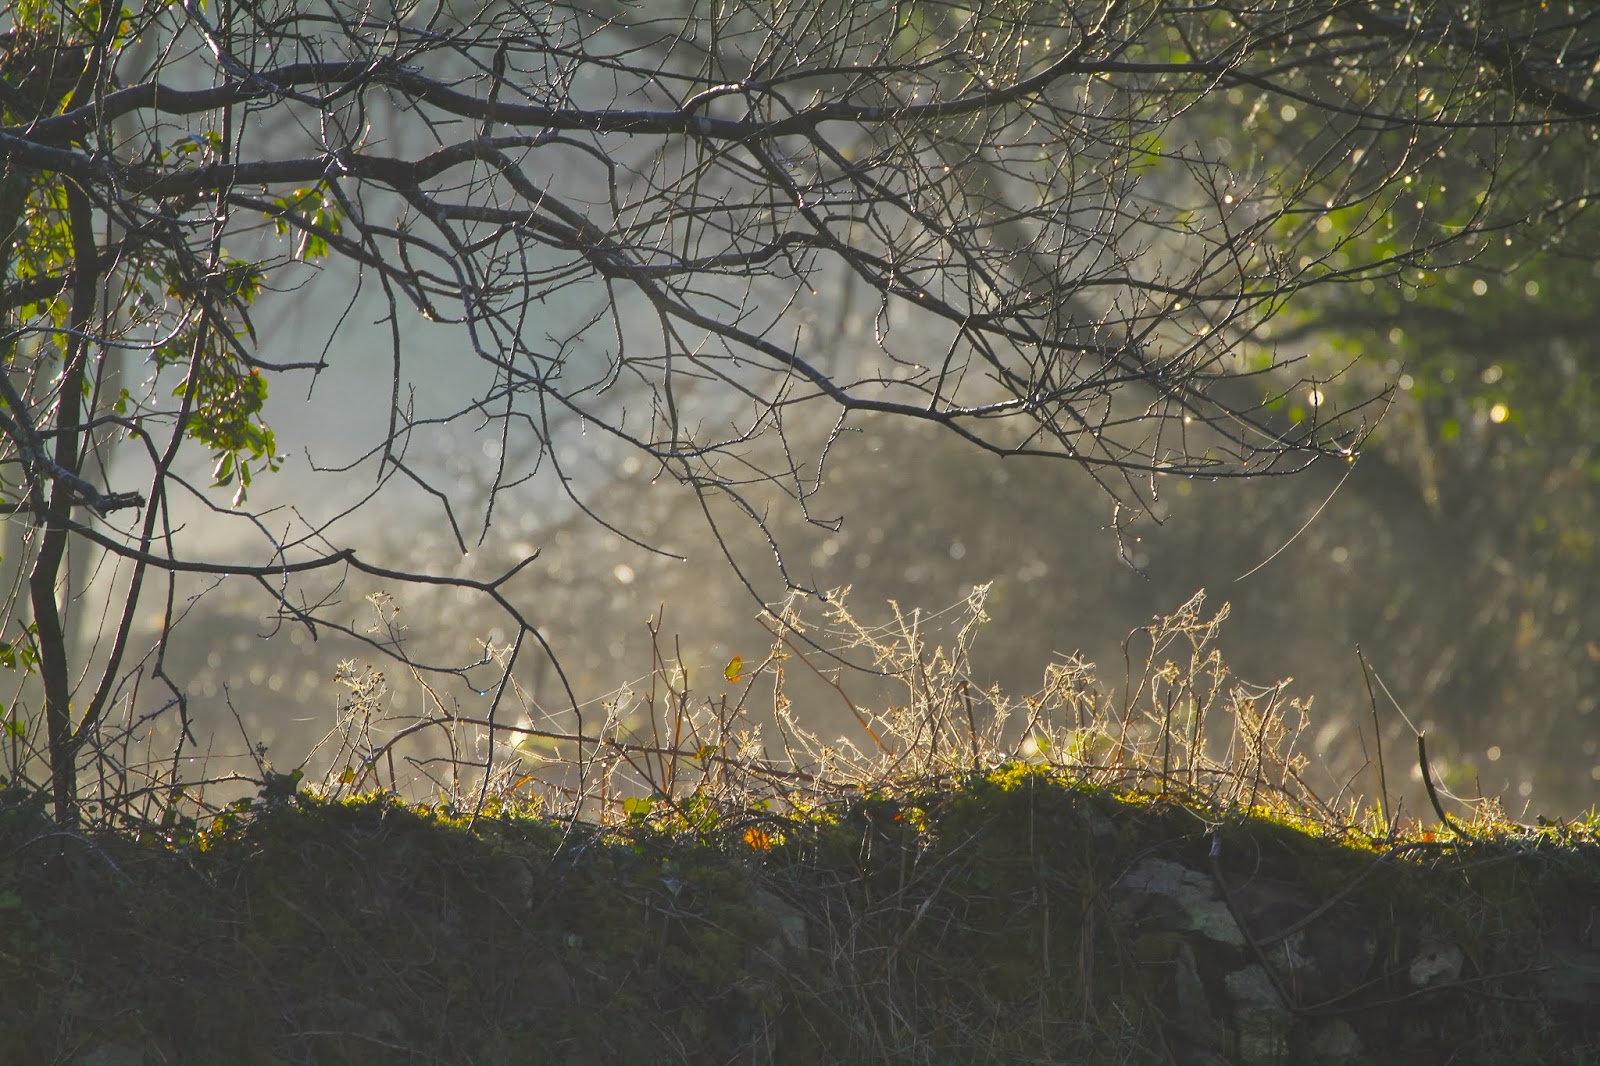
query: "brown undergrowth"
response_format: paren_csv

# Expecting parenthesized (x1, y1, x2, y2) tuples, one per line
(307, 587, 1362, 834)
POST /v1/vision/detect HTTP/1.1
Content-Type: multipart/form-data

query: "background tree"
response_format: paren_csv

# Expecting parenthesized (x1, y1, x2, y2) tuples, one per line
(1270, 155, 1600, 806)
(2, 0, 1595, 825)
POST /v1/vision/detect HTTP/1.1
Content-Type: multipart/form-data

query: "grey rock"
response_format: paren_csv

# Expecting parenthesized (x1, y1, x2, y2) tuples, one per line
(77, 1047, 143, 1066)
(1407, 942, 1464, 988)
(1223, 964, 1291, 1066)
(1118, 857, 1245, 947)
(751, 887, 810, 957)
(1305, 1019, 1366, 1066)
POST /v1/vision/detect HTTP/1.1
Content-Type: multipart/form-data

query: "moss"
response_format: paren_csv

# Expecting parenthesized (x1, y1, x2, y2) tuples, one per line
(1, 773, 1596, 1063)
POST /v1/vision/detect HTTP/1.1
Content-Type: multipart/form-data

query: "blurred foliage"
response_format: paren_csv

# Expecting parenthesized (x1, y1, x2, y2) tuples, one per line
(1206, 6, 1600, 809)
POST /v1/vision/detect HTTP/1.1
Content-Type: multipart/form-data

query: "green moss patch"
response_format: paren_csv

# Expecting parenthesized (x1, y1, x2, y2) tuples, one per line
(2, 776, 1597, 1064)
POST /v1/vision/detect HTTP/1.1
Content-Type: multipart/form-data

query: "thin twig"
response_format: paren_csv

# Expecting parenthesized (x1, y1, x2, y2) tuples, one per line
(1356, 646, 1391, 839)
